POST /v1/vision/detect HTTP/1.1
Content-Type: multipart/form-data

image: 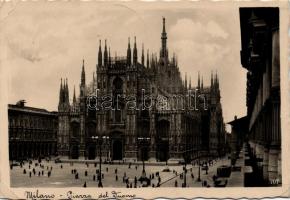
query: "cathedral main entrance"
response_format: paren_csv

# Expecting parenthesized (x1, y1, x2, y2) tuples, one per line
(156, 119, 170, 162)
(87, 145, 96, 160)
(156, 141, 169, 161)
(112, 140, 123, 160)
(70, 145, 79, 159)
(138, 146, 149, 161)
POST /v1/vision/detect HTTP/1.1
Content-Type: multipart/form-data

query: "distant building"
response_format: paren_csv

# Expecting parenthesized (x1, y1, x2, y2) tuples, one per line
(8, 100, 58, 161)
(228, 116, 248, 164)
(57, 18, 226, 162)
(240, 8, 281, 183)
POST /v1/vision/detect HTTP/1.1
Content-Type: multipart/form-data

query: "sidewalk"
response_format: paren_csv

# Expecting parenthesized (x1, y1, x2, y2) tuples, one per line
(227, 147, 245, 187)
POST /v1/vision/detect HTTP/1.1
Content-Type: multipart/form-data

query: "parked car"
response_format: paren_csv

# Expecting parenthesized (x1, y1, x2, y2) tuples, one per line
(162, 167, 171, 172)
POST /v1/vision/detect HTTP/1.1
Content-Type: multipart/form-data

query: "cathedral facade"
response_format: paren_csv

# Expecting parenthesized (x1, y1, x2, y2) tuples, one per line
(57, 18, 226, 163)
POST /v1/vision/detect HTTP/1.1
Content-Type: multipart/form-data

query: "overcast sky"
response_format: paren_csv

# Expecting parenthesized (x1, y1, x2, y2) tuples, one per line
(2, 2, 247, 131)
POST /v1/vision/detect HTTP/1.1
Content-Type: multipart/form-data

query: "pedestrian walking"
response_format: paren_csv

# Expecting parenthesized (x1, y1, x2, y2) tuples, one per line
(29, 171, 32, 177)
(93, 175, 95, 181)
(85, 171, 88, 176)
(175, 180, 178, 187)
(83, 181, 87, 187)
(115, 175, 118, 181)
(23, 169, 26, 174)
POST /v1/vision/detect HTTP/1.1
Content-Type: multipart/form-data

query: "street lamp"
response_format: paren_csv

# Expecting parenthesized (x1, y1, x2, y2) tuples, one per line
(137, 137, 150, 178)
(197, 150, 201, 182)
(182, 152, 187, 187)
(91, 135, 110, 187)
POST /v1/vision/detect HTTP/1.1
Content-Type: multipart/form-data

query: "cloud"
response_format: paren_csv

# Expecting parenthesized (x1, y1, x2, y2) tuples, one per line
(169, 18, 229, 42)
(168, 18, 230, 76)
(206, 20, 229, 39)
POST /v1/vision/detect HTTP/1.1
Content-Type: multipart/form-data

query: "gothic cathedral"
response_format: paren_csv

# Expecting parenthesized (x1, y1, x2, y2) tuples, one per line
(57, 18, 226, 163)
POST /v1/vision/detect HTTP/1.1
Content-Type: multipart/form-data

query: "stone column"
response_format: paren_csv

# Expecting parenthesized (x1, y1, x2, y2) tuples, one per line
(268, 148, 279, 181)
(148, 112, 156, 162)
(124, 112, 138, 162)
(277, 151, 281, 182)
(263, 147, 269, 181)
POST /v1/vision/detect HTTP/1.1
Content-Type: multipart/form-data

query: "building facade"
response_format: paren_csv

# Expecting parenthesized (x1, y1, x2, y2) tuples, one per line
(8, 100, 58, 161)
(228, 116, 248, 165)
(240, 8, 281, 184)
(57, 18, 226, 163)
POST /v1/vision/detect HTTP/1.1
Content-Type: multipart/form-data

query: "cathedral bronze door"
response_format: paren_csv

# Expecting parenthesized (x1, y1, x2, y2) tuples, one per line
(156, 142, 169, 161)
(112, 140, 123, 160)
(139, 146, 149, 161)
(156, 119, 170, 161)
(87, 145, 96, 160)
(70, 145, 79, 159)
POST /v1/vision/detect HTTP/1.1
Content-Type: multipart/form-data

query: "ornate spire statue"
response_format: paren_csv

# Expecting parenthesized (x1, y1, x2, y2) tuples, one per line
(160, 17, 168, 60)
(147, 49, 150, 68)
(98, 40, 102, 67)
(127, 37, 131, 65)
(104, 39, 108, 66)
(133, 36, 138, 64)
(141, 43, 144, 66)
(73, 85, 76, 104)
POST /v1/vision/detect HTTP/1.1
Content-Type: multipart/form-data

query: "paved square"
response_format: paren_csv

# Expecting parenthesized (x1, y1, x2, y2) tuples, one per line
(10, 157, 232, 188)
